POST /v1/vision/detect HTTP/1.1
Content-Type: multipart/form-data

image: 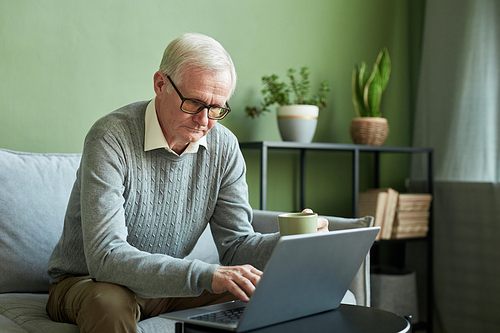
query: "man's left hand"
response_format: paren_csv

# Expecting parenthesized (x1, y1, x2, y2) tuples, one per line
(302, 208, 329, 233)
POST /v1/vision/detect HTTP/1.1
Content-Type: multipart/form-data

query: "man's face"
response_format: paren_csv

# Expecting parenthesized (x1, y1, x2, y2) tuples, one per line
(153, 68, 231, 154)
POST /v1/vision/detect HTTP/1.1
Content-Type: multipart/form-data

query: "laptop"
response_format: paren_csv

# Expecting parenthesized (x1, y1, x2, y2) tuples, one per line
(162, 226, 380, 332)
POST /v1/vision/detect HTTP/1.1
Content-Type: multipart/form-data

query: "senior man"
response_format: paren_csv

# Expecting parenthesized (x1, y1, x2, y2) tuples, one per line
(46, 32, 328, 332)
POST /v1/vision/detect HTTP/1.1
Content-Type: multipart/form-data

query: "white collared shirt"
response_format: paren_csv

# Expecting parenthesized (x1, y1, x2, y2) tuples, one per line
(144, 98, 207, 156)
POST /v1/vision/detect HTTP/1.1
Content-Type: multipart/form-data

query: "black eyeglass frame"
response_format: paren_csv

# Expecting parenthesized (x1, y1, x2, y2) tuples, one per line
(166, 75, 231, 120)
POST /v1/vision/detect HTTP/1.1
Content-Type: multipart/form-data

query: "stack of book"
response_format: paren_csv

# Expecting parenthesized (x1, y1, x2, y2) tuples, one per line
(357, 188, 432, 240)
(392, 194, 432, 239)
(358, 188, 398, 240)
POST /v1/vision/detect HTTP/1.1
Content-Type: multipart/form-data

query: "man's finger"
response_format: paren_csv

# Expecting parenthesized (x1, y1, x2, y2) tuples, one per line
(232, 265, 261, 300)
(212, 265, 263, 302)
(302, 208, 329, 233)
(317, 217, 329, 233)
(226, 279, 252, 302)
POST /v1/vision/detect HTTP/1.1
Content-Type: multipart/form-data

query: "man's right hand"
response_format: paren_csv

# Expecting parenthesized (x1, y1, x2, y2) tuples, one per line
(212, 265, 263, 302)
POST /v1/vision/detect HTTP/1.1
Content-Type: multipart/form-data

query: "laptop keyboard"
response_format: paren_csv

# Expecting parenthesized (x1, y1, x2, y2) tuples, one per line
(189, 306, 246, 324)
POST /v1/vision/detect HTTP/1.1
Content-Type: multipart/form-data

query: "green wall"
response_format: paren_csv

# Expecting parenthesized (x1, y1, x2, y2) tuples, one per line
(0, 0, 425, 217)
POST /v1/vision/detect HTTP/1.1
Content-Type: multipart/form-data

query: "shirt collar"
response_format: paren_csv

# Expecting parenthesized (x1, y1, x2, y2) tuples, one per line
(144, 98, 207, 156)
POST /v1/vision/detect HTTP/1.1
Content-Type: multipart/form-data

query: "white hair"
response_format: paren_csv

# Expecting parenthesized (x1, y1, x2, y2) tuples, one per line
(159, 33, 237, 98)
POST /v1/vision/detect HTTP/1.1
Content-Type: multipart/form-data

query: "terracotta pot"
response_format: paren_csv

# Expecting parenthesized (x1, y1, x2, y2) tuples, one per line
(350, 117, 389, 146)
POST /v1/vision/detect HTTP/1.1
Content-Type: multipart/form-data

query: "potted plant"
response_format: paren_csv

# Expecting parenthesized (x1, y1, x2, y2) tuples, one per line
(245, 67, 330, 143)
(350, 48, 391, 145)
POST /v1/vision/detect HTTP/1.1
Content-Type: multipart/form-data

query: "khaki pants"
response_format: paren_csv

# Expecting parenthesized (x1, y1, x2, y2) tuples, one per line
(46, 275, 237, 333)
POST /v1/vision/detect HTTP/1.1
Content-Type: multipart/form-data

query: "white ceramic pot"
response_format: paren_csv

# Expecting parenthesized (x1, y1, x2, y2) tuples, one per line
(277, 105, 319, 143)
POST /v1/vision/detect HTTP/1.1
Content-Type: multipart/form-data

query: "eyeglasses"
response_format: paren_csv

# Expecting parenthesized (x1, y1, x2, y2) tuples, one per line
(166, 75, 231, 120)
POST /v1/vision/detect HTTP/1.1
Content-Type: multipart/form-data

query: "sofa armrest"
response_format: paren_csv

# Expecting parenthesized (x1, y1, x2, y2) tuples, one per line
(251, 210, 374, 307)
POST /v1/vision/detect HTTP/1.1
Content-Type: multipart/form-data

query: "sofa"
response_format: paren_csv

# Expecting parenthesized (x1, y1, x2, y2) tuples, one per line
(0, 148, 374, 333)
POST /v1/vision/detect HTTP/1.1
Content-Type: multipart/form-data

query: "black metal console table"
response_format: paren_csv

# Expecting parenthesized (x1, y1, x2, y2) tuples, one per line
(239, 141, 434, 332)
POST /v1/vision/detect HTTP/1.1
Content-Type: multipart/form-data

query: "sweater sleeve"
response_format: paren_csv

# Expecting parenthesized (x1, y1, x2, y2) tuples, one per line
(79, 121, 218, 298)
(208, 134, 280, 270)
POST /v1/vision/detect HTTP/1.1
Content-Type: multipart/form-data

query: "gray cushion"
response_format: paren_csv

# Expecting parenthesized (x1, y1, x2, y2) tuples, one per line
(184, 224, 219, 264)
(0, 149, 81, 293)
(0, 314, 29, 333)
(0, 294, 78, 333)
(250, 209, 373, 233)
(0, 294, 176, 333)
(326, 215, 374, 307)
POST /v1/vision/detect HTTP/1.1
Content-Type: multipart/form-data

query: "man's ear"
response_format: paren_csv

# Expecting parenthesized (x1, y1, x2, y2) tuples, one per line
(153, 71, 166, 98)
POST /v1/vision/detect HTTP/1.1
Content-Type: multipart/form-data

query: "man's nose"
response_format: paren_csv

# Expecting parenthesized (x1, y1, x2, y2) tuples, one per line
(192, 108, 210, 125)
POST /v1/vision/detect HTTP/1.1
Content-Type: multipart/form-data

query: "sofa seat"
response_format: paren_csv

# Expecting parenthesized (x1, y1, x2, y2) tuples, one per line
(0, 148, 371, 332)
(0, 293, 174, 333)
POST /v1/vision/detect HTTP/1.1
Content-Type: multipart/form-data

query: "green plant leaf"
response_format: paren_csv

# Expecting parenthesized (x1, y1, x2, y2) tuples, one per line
(376, 48, 391, 92)
(351, 48, 390, 118)
(364, 64, 382, 117)
(358, 62, 370, 116)
(352, 65, 362, 117)
(316, 80, 330, 109)
(298, 67, 310, 104)
(287, 67, 312, 104)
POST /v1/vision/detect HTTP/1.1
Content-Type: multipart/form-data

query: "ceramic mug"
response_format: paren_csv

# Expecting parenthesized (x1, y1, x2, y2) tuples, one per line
(278, 212, 318, 236)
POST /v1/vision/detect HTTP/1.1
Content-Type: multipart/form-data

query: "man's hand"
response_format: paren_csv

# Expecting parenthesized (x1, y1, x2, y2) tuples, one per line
(212, 265, 263, 302)
(302, 208, 329, 233)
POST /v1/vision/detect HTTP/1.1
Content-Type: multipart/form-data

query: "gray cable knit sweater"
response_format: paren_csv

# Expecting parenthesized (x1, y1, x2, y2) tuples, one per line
(47, 100, 279, 298)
